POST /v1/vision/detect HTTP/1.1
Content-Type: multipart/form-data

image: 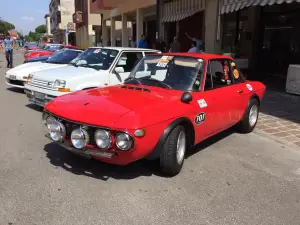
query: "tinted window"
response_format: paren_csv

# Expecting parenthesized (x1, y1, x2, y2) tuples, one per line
(46, 49, 82, 64)
(126, 55, 204, 91)
(205, 59, 232, 91)
(116, 52, 143, 72)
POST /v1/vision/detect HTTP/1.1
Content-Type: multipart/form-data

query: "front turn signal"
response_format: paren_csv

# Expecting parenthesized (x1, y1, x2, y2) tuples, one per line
(23, 76, 28, 80)
(58, 88, 71, 92)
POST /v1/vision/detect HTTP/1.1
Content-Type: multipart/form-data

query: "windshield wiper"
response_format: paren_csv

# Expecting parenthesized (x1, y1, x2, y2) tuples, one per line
(139, 77, 172, 89)
(124, 77, 142, 85)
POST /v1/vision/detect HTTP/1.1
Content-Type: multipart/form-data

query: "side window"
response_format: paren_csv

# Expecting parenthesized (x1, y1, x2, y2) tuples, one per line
(229, 61, 245, 84)
(116, 52, 143, 72)
(204, 59, 233, 91)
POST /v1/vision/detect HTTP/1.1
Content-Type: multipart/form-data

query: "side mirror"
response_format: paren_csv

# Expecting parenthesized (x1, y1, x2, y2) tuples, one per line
(115, 67, 125, 74)
(181, 92, 193, 104)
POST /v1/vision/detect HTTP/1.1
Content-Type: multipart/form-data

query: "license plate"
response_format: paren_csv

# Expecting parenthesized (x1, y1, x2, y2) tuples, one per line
(34, 92, 45, 100)
(9, 75, 16, 80)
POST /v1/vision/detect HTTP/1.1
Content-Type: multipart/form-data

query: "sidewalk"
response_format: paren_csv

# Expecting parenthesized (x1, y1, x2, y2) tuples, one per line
(256, 89, 300, 148)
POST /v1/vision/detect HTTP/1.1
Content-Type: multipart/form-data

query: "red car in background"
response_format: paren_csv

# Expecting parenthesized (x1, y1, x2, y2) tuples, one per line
(24, 44, 78, 61)
(42, 53, 266, 176)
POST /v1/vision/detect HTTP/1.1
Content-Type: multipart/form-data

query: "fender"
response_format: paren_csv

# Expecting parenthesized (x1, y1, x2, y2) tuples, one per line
(146, 117, 195, 160)
(240, 93, 260, 121)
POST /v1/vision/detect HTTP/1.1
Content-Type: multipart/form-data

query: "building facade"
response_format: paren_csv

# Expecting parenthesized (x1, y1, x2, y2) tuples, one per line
(49, 0, 76, 44)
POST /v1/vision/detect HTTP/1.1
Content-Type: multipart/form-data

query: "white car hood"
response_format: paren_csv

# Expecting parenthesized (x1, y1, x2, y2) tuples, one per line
(6, 62, 68, 78)
(31, 65, 102, 81)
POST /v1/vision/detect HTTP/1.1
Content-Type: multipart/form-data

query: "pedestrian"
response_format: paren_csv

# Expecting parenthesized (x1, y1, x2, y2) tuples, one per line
(169, 36, 181, 52)
(136, 34, 148, 48)
(156, 37, 166, 52)
(185, 33, 203, 52)
(3, 33, 14, 68)
(188, 41, 199, 53)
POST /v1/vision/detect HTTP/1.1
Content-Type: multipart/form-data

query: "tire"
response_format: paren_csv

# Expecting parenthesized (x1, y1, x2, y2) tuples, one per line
(160, 125, 187, 176)
(236, 98, 259, 133)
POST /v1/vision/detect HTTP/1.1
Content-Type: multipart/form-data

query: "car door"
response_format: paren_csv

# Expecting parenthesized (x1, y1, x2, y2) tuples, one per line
(201, 59, 238, 133)
(227, 60, 252, 122)
(109, 51, 143, 84)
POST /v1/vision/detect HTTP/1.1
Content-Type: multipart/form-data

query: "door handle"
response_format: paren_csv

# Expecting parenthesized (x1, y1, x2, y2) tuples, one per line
(237, 89, 244, 94)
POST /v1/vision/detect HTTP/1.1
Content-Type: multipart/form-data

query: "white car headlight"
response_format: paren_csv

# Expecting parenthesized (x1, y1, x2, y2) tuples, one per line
(94, 130, 112, 149)
(27, 74, 34, 83)
(71, 128, 89, 149)
(45, 116, 66, 142)
(116, 133, 133, 151)
(53, 79, 66, 88)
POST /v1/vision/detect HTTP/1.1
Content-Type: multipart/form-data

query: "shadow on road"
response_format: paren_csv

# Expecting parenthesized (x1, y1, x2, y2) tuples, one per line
(43, 128, 235, 180)
(25, 104, 44, 112)
(6, 87, 25, 94)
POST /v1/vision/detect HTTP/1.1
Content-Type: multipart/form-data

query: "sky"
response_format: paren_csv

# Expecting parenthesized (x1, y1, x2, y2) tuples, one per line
(0, 0, 49, 35)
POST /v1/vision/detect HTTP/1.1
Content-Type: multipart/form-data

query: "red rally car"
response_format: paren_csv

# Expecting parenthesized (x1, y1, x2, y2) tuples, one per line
(42, 53, 266, 176)
(24, 44, 78, 61)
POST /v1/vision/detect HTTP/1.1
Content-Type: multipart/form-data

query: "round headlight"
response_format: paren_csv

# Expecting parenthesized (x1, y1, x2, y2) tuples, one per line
(47, 120, 66, 141)
(116, 133, 133, 151)
(94, 130, 112, 149)
(71, 128, 89, 149)
(42, 112, 49, 125)
(46, 116, 56, 129)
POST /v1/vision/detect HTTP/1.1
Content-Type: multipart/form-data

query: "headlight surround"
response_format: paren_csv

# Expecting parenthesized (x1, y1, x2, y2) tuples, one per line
(94, 130, 112, 149)
(116, 133, 133, 151)
(27, 74, 34, 83)
(53, 79, 66, 88)
(71, 128, 89, 149)
(45, 116, 66, 141)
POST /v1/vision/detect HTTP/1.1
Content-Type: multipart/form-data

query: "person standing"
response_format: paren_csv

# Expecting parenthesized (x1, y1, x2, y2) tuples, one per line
(3, 34, 14, 68)
(136, 34, 148, 48)
(185, 33, 203, 52)
(188, 41, 199, 53)
(156, 37, 166, 52)
(169, 36, 181, 52)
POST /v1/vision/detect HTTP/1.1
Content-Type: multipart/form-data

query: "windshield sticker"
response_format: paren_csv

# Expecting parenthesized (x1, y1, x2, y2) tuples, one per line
(195, 113, 206, 125)
(233, 69, 239, 79)
(246, 83, 253, 91)
(197, 99, 207, 108)
(157, 56, 173, 67)
(198, 59, 204, 63)
(93, 49, 101, 53)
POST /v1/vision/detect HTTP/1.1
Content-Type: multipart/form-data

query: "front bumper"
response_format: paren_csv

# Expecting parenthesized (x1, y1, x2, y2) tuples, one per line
(5, 77, 26, 89)
(25, 89, 56, 107)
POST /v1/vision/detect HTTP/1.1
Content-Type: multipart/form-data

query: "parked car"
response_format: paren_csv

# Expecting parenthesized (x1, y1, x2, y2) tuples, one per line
(24, 44, 78, 61)
(41, 53, 266, 175)
(24, 47, 160, 106)
(24, 42, 39, 51)
(5, 49, 83, 89)
(24, 55, 50, 63)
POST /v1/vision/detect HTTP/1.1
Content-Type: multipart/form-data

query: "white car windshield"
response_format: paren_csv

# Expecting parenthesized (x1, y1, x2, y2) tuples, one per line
(69, 48, 119, 70)
(125, 55, 205, 91)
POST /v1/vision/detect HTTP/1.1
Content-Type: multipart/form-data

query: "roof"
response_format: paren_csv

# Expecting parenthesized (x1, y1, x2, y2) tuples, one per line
(88, 47, 159, 51)
(158, 52, 234, 61)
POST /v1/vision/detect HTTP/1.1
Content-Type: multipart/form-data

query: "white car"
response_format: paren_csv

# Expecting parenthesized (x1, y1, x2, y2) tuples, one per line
(24, 47, 160, 107)
(5, 49, 83, 89)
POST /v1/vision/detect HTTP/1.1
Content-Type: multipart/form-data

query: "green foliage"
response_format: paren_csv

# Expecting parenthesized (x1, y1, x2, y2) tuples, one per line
(25, 31, 43, 42)
(0, 20, 15, 34)
(35, 24, 46, 34)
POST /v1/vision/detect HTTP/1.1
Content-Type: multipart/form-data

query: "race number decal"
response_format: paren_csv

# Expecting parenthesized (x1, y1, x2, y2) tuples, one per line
(156, 56, 173, 67)
(246, 83, 253, 91)
(197, 99, 207, 108)
(195, 113, 206, 125)
(233, 69, 239, 79)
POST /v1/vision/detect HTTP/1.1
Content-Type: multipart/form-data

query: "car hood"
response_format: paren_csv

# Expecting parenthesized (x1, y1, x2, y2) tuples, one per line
(32, 65, 102, 81)
(45, 85, 186, 129)
(6, 62, 67, 77)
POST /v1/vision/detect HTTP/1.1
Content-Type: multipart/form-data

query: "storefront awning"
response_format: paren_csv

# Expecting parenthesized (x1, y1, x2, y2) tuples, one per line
(220, 0, 300, 14)
(162, 0, 205, 22)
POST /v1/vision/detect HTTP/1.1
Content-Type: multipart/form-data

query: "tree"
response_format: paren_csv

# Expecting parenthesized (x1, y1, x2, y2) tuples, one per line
(35, 24, 46, 34)
(0, 20, 15, 34)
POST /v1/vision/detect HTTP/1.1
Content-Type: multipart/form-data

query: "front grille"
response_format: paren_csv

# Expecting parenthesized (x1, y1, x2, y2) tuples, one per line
(30, 78, 54, 90)
(7, 79, 24, 86)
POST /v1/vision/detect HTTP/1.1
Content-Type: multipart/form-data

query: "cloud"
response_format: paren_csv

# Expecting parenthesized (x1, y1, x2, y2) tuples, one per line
(21, 16, 35, 22)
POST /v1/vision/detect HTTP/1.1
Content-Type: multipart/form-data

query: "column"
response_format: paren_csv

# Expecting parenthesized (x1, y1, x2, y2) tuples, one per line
(102, 20, 108, 46)
(136, 8, 144, 44)
(204, 0, 221, 53)
(110, 17, 116, 47)
(122, 14, 129, 47)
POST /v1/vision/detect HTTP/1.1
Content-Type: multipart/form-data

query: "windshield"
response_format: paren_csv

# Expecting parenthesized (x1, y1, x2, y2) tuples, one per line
(44, 44, 61, 51)
(125, 55, 205, 91)
(46, 49, 82, 64)
(69, 48, 118, 70)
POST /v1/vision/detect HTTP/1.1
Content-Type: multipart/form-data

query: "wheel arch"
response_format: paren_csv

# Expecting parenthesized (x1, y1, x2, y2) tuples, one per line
(250, 93, 260, 106)
(146, 117, 195, 160)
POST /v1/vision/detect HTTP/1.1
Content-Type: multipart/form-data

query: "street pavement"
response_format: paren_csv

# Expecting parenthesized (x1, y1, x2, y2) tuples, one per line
(1, 51, 300, 225)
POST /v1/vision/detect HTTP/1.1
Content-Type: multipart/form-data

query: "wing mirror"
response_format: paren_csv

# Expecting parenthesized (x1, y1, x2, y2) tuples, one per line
(115, 67, 125, 74)
(181, 92, 193, 104)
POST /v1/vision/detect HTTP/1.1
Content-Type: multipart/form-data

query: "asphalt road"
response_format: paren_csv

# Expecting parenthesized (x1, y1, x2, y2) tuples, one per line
(1, 51, 300, 225)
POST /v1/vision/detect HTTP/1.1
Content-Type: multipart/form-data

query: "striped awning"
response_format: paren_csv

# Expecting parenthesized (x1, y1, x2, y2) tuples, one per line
(162, 0, 205, 22)
(220, 0, 300, 14)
